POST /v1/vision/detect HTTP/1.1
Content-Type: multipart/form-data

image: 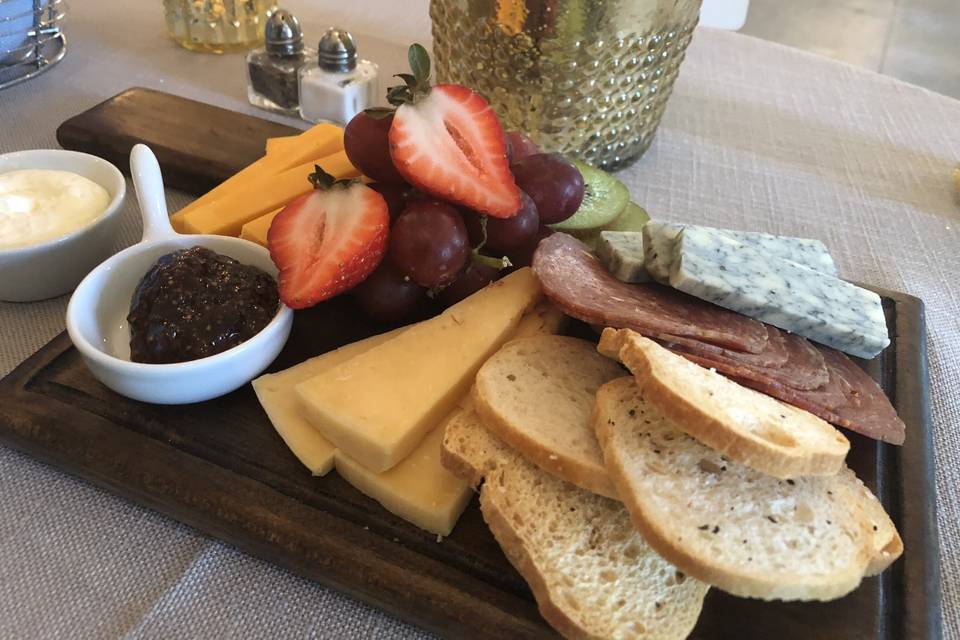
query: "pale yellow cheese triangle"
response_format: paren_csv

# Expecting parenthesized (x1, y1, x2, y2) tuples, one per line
(295, 268, 542, 473)
(334, 423, 472, 536)
(251, 326, 406, 475)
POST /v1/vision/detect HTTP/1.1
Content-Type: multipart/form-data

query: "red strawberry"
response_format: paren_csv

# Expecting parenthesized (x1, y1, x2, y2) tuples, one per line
(268, 171, 389, 309)
(388, 84, 522, 219)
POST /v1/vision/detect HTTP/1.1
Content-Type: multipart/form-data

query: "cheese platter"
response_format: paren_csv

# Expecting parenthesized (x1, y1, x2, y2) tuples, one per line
(0, 47, 943, 639)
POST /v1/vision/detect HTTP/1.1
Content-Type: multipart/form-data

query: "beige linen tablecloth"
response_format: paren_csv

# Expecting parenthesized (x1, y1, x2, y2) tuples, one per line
(1, 1, 957, 637)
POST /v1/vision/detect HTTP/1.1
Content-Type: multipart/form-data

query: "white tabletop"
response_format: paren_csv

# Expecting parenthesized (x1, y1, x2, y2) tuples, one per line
(1, 1, 957, 638)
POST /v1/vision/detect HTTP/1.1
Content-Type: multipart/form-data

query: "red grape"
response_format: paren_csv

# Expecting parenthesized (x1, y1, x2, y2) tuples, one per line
(438, 262, 499, 307)
(505, 131, 540, 164)
(390, 200, 470, 288)
(461, 192, 539, 254)
(351, 261, 425, 323)
(344, 111, 406, 183)
(367, 182, 411, 223)
(509, 225, 556, 268)
(510, 153, 584, 224)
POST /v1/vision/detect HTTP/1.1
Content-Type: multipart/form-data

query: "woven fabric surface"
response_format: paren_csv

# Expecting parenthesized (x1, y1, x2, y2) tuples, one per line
(0, 1, 957, 638)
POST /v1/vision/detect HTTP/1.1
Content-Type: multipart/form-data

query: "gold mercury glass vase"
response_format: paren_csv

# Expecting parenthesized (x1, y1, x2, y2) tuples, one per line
(164, 0, 276, 53)
(430, 0, 702, 169)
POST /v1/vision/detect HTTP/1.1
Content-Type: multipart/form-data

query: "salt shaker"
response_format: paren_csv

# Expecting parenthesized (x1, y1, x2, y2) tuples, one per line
(246, 9, 313, 116)
(298, 28, 379, 124)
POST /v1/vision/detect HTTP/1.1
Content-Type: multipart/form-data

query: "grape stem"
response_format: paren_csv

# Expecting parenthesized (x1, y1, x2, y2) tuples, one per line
(472, 251, 512, 270)
(471, 215, 512, 269)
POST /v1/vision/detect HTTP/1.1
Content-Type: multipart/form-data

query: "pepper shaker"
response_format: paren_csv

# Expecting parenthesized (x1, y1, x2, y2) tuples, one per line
(246, 9, 313, 116)
(298, 28, 379, 124)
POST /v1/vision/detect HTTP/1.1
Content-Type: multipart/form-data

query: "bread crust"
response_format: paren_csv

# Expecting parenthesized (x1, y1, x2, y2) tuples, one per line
(599, 329, 849, 479)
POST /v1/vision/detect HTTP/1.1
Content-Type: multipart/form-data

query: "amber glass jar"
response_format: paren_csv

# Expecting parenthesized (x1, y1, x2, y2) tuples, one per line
(163, 0, 275, 54)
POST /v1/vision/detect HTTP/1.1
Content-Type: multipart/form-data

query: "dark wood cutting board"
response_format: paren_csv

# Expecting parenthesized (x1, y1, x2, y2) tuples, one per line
(56, 87, 304, 195)
(24, 90, 941, 637)
(0, 288, 941, 639)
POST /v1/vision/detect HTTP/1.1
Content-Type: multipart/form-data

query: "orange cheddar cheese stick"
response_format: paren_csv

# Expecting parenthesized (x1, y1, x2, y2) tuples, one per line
(170, 123, 344, 230)
(239, 207, 281, 247)
(180, 149, 359, 237)
(265, 135, 302, 156)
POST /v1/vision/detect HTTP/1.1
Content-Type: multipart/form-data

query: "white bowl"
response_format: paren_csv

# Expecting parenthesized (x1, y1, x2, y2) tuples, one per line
(0, 149, 126, 302)
(66, 145, 293, 405)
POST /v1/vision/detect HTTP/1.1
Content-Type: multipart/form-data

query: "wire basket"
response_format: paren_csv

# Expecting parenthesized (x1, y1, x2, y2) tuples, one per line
(0, 0, 67, 91)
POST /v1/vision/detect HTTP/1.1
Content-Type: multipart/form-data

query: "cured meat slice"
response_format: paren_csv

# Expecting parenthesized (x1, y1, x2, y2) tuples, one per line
(659, 325, 790, 367)
(533, 233, 769, 354)
(818, 348, 905, 445)
(660, 327, 830, 391)
(734, 347, 905, 445)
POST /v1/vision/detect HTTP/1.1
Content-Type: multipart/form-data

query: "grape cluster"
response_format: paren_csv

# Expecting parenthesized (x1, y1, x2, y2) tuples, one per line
(345, 116, 584, 323)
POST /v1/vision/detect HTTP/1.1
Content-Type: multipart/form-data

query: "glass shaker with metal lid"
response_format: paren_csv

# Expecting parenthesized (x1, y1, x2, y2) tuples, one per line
(298, 27, 379, 124)
(246, 9, 314, 116)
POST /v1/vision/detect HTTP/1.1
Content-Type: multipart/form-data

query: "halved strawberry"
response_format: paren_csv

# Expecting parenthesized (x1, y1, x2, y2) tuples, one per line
(268, 170, 389, 309)
(380, 45, 522, 219)
(389, 83, 521, 219)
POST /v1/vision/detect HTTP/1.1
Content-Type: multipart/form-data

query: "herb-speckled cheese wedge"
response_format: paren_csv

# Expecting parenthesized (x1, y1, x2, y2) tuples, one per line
(643, 222, 839, 284)
(595, 231, 650, 283)
(670, 227, 889, 359)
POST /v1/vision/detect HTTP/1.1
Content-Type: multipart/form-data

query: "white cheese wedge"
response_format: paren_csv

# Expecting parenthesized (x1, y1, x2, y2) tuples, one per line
(295, 268, 542, 473)
(670, 227, 889, 359)
(330, 301, 563, 535)
(644, 221, 838, 284)
(251, 327, 407, 475)
(333, 422, 472, 536)
(596, 231, 650, 283)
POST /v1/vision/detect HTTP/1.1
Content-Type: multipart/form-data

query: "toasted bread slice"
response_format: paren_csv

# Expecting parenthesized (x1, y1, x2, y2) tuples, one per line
(473, 335, 625, 498)
(442, 407, 709, 640)
(840, 475, 903, 576)
(598, 329, 849, 479)
(594, 377, 901, 601)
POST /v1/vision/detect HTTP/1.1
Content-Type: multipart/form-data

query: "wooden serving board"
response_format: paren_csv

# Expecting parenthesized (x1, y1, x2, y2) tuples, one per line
(56, 87, 304, 195)
(33, 90, 941, 637)
(0, 289, 941, 639)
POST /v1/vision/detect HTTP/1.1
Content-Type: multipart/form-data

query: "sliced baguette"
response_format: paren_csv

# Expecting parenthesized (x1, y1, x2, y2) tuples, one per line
(840, 474, 903, 576)
(598, 329, 849, 479)
(473, 335, 625, 498)
(442, 407, 709, 640)
(594, 377, 901, 601)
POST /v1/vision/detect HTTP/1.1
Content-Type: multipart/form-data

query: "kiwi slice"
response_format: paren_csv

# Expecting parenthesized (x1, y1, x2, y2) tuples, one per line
(565, 227, 603, 250)
(606, 201, 650, 232)
(550, 160, 629, 231)
(566, 201, 649, 249)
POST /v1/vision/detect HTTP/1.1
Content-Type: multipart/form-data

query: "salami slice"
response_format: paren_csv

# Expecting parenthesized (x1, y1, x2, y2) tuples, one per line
(733, 347, 905, 445)
(660, 327, 830, 391)
(533, 233, 769, 353)
(657, 325, 789, 367)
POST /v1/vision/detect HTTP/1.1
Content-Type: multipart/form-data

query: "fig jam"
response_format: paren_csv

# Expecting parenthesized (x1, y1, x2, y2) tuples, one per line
(128, 246, 279, 364)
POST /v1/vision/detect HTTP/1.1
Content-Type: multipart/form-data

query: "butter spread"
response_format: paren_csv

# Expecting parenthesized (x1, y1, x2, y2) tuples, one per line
(0, 169, 110, 249)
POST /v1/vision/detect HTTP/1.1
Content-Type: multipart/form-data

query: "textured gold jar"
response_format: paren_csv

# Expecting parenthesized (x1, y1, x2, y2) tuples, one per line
(430, 0, 701, 169)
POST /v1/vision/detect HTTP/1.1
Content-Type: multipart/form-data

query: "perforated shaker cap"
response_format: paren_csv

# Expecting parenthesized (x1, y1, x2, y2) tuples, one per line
(264, 9, 304, 56)
(318, 27, 358, 72)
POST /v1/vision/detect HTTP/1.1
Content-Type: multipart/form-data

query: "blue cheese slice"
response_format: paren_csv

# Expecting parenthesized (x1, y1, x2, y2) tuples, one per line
(643, 222, 838, 284)
(670, 227, 889, 359)
(596, 231, 650, 283)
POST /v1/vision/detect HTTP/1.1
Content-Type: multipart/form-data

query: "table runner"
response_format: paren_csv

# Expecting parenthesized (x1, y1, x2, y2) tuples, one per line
(1, 1, 957, 637)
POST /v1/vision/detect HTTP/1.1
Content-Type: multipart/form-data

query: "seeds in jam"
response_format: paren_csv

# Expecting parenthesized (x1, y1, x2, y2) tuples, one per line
(128, 246, 279, 364)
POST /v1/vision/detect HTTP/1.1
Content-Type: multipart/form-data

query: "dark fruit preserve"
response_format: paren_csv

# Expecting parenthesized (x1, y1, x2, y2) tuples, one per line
(128, 246, 279, 364)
